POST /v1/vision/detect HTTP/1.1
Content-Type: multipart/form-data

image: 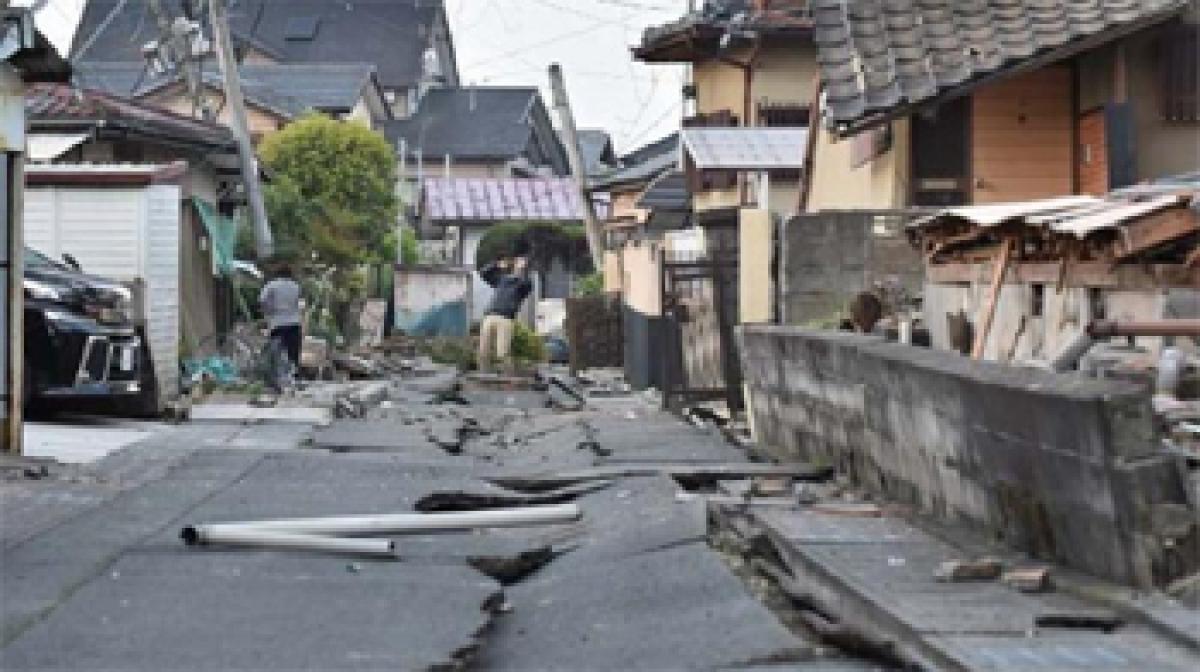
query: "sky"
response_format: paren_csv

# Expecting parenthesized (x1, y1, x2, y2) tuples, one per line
(21, 0, 689, 155)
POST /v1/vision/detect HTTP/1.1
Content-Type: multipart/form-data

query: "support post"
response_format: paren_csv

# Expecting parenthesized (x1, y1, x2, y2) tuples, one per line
(971, 239, 1014, 360)
(209, 0, 273, 259)
(548, 64, 603, 268)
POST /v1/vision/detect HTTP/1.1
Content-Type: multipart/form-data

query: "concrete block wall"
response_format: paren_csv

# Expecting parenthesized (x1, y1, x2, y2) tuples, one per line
(739, 326, 1198, 587)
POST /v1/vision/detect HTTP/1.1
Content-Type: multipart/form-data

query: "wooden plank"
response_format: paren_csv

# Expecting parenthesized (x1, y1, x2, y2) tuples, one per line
(1114, 208, 1199, 260)
(971, 239, 1014, 359)
(928, 261, 1200, 289)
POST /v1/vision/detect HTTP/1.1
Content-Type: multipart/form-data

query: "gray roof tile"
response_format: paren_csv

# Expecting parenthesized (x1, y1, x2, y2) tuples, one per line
(74, 62, 378, 120)
(816, 0, 1189, 133)
(72, 0, 445, 90)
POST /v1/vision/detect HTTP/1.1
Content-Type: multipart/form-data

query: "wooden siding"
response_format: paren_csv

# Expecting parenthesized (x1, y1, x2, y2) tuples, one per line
(1078, 108, 1109, 195)
(971, 68, 1074, 203)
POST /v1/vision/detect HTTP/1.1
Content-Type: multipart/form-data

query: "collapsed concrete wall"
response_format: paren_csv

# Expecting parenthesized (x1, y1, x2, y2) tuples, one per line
(739, 326, 1198, 587)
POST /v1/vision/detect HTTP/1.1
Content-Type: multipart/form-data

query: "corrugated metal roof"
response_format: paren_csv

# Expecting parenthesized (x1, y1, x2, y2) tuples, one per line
(910, 194, 1194, 239)
(681, 128, 808, 170)
(422, 178, 588, 223)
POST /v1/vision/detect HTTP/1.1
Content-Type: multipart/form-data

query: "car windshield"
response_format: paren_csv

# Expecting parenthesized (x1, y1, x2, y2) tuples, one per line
(23, 247, 60, 269)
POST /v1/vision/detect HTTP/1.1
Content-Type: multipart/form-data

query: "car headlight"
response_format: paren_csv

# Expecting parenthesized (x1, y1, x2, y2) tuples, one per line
(24, 279, 64, 301)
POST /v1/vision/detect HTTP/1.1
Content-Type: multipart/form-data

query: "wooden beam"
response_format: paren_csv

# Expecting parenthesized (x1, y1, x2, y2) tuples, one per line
(928, 260, 1200, 289)
(1114, 208, 1199, 260)
(971, 239, 1014, 360)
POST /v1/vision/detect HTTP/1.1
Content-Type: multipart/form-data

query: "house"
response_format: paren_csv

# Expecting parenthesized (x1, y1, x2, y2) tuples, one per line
(772, 0, 1200, 330)
(416, 176, 591, 327)
(2, 7, 72, 452)
(75, 61, 392, 137)
(635, 0, 815, 225)
(575, 129, 618, 178)
(71, 0, 458, 119)
(805, 0, 1200, 211)
(385, 87, 570, 182)
(588, 133, 695, 390)
(384, 86, 578, 331)
(24, 84, 244, 410)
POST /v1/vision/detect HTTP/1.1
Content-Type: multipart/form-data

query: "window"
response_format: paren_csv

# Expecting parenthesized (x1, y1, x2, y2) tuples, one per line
(757, 102, 810, 127)
(1161, 23, 1199, 122)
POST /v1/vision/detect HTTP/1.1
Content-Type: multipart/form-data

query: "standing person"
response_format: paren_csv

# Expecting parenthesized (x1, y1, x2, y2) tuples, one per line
(477, 256, 533, 373)
(259, 262, 303, 369)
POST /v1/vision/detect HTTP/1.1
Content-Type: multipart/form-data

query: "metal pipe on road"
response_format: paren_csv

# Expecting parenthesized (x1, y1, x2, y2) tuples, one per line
(181, 526, 396, 558)
(1088, 319, 1200, 338)
(189, 503, 582, 537)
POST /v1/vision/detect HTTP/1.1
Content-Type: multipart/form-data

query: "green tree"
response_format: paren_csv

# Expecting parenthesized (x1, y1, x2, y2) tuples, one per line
(258, 114, 398, 268)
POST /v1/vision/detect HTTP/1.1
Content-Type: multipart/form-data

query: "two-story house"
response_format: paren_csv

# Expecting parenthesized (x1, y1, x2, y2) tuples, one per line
(70, 0, 459, 126)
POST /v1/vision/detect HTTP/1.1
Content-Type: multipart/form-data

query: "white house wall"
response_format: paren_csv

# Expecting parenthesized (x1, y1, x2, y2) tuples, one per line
(23, 185, 181, 402)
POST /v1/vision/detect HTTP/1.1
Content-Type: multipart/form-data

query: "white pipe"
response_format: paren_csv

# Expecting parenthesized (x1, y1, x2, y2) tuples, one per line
(182, 526, 396, 558)
(192, 503, 581, 536)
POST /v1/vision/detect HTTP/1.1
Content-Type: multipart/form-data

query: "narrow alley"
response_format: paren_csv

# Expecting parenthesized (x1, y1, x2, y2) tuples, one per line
(3, 362, 1196, 670)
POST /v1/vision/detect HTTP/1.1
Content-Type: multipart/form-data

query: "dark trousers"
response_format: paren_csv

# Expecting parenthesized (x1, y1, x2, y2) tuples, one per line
(271, 325, 302, 367)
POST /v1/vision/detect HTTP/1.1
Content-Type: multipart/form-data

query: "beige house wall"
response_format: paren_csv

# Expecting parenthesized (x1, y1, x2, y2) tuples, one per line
(751, 43, 818, 112)
(806, 119, 910, 212)
(620, 242, 662, 316)
(603, 250, 622, 293)
(692, 42, 817, 121)
(738, 209, 772, 323)
(693, 54, 747, 118)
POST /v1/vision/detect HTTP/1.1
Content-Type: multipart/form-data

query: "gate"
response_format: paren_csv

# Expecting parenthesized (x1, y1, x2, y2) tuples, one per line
(565, 295, 623, 373)
(659, 249, 742, 412)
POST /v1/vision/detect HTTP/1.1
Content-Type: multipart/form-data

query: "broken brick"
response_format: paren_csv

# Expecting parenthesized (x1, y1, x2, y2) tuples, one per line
(934, 558, 1004, 582)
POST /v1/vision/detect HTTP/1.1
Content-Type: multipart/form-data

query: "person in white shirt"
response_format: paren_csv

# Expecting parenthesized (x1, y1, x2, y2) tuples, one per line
(258, 263, 303, 367)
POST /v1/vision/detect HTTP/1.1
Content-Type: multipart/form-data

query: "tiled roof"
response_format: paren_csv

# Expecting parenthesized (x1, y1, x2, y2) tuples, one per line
(636, 1, 813, 60)
(72, 0, 447, 89)
(591, 133, 680, 190)
(75, 62, 379, 119)
(386, 88, 567, 174)
(576, 130, 617, 176)
(25, 84, 236, 151)
(814, 0, 1189, 134)
(422, 177, 587, 222)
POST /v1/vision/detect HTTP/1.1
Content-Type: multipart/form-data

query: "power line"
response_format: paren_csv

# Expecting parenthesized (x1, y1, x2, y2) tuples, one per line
(621, 98, 681, 151)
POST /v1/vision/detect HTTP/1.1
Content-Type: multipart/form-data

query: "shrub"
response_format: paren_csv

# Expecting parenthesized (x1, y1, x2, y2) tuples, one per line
(510, 323, 546, 363)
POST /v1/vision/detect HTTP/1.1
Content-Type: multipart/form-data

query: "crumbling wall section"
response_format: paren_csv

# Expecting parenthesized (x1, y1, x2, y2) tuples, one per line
(739, 326, 1198, 587)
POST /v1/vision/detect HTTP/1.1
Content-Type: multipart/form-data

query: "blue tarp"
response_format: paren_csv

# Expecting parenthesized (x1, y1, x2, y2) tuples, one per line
(396, 300, 469, 338)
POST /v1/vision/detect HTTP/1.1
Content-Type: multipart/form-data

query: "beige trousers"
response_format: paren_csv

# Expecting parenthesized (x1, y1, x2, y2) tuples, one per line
(478, 315, 515, 372)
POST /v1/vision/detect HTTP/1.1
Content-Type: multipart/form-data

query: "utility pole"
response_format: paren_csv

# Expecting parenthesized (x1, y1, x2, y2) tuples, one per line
(548, 63, 603, 269)
(208, 0, 273, 258)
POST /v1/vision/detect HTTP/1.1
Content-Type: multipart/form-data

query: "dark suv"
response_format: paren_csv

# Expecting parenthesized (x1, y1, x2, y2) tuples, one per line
(23, 247, 143, 409)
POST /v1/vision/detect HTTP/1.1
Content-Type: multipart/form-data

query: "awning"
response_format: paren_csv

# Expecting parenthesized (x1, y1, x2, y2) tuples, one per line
(681, 128, 807, 171)
(191, 197, 239, 275)
(26, 132, 88, 162)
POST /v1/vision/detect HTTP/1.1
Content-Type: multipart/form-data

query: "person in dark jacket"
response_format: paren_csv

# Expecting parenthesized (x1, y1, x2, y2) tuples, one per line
(477, 256, 533, 372)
